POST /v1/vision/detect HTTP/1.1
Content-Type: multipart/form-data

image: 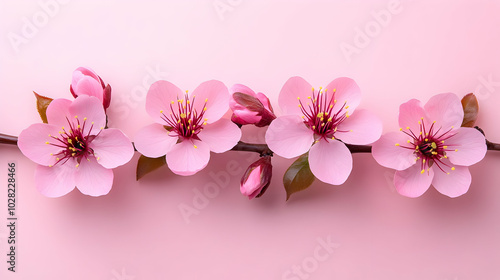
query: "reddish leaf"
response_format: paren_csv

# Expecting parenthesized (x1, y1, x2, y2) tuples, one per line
(461, 93, 479, 127)
(34, 92, 53, 124)
(136, 155, 166, 181)
(283, 153, 315, 200)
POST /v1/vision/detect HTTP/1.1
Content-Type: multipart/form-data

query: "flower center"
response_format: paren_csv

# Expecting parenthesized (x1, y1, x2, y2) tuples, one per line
(395, 117, 458, 174)
(46, 116, 101, 167)
(297, 87, 350, 140)
(160, 93, 208, 140)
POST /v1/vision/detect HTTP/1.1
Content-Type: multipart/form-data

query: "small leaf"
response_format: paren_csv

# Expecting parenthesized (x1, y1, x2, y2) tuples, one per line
(283, 153, 315, 200)
(136, 155, 166, 181)
(461, 93, 479, 127)
(34, 91, 53, 124)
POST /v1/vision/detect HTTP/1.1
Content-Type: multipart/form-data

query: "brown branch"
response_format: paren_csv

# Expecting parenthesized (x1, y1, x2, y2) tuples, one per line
(0, 133, 18, 145)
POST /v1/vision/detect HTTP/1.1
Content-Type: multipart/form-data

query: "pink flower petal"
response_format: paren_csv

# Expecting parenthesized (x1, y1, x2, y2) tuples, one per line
(146, 80, 183, 124)
(75, 157, 113, 196)
(335, 109, 382, 145)
(197, 118, 241, 153)
(190, 80, 229, 124)
(432, 164, 471, 198)
(398, 99, 428, 133)
(446, 127, 487, 166)
(424, 93, 463, 129)
(166, 139, 210, 176)
(308, 139, 353, 185)
(394, 163, 434, 197)
(72, 67, 100, 88)
(35, 163, 76, 197)
(256, 92, 273, 112)
(372, 132, 417, 170)
(18, 124, 62, 166)
(134, 124, 178, 158)
(325, 77, 362, 115)
(230, 84, 256, 98)
(240, 165, 262, 199)
(68, 96, 106, 135)
(74, 76, 104, 102)
(46, 98, 72, 128)
(278, 76, 313, 116)
(231, 110, 261, 124)
(89, 128, 134, 169)
(265, 115, 314, 159)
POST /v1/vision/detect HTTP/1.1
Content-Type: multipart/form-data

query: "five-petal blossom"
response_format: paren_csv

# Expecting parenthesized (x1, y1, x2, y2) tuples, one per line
(372, 93, 487, 198)
(265, 76, 382, 185)
(18, 95, 134, 197)
(134, 80, 242, 176)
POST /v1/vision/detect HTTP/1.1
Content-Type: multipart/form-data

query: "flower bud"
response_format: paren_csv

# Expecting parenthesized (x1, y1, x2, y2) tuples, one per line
(70, 67, 111, 109)
(229, 84, 276, 127)
(240, 156, 273, 199)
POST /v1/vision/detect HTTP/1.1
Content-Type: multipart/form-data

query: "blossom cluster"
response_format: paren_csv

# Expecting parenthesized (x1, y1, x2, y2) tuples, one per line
(15, 67, 491, 200)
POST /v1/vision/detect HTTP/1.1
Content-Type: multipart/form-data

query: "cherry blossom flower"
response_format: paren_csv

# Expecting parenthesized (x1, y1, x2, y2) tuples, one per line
(265, 76, 382, 185)
(134, 80, 242, 175)
(240, 156, 272, 199)
(70, 67, 111, 109)
(229, 84, 276, 127)
(18, 96, 134, 197)
(372, 93, 487, 197)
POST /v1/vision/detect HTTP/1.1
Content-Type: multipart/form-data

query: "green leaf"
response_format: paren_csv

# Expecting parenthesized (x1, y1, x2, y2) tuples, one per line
(136, 155, 166, 181)
(283, 153, 315, 200)
(461, 93, 479, 127)
(34, 91, 53, 124)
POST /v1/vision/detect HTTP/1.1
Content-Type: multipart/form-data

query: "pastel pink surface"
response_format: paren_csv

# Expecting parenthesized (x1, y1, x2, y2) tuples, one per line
(1, 1, 500, 280)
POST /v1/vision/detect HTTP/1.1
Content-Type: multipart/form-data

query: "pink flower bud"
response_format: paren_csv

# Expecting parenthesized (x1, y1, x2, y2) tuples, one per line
(70, 67, 111, 109)
(229, 84, 276, 127)
(240, 156, 272, 199)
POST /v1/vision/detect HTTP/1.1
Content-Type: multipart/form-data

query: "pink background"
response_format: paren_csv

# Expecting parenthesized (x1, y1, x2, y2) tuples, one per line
(1, 0, 500, 279)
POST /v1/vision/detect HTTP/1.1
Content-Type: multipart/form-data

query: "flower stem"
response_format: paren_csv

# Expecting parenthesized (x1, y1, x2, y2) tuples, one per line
(2, 133, 499, 153)
(0, 133, 18, 145)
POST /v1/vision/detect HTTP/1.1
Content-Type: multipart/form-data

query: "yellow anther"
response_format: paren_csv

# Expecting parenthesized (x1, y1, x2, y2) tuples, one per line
(171, 101, 175, 104)
(407, 140, 411, 143)
(447, 173, 450, 175)
(76, 164, 79, 167)
(71, 153, 76, 157)
(307, 96, 311, 99)
(160, 110, 164, 113)
(74, 115, 78, 119)
(62, 126, 65, 130)
(400, 128, 403, 131)
(91, 122, 94, 125)
(312, 126, 316, 130)
(345, 106, 349, 109)
(334, 99, 337, 103)
(97, 157, 100, 161)
(100, 127, 104, 130)
(406, 126, 410, 130)
(68, 139, 73, 144)
(77, 125, 81, 129)
(194, 145, 198, 149)
(192, 130, 195, 133)
(203, 107, 207, 111)
(423, 159, 426, 163)
(421, 169, 425, 174)
(180, 113, 186, 118)
(83, 117, 87, 121)
(328, 118, 332, 122)
(186, 90, 189, 94)
(333, 88, 336, 92)
(48, 134, 51, 137)
(451, 167, 456, 171)
(297, 97, 300, 100)
(350, 130, 353, 132)
(204, 98, 208, 102)
(56, 157, 60, 161)
(455, 149, 458, 152)
(395, 143, 400, 146)
(331, 136, 335, 140)
(443, 146, 448, 149)
(425, 138, 428, 142)
(48, 165, 53, 168)
(298, 104, 302, 108)
(45, 141, 49, 144)
(50, 153, 53, 156)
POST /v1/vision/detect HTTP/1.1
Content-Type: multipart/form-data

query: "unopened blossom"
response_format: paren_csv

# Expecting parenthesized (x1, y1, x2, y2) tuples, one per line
(240, 156, 272, 199)
(229, 84, 276, 127)
(372, 93, 487, 197)
(18, 96, 134, 197)
(70, 67, 111, 109)
(265, 76, 382, 185)
(134, 80, 242, 175)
